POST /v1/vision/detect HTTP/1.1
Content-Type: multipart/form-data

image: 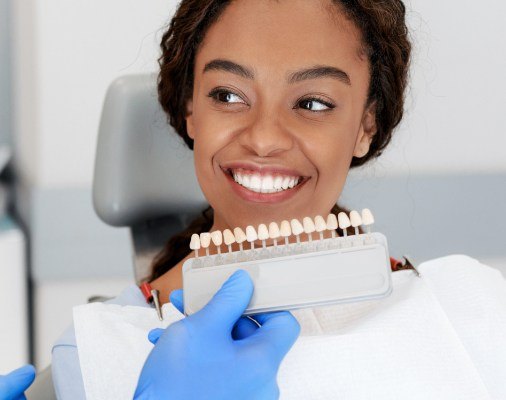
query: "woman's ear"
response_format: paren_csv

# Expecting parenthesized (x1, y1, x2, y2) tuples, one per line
(353, 101, 377, 158)
(185, 100, 195, 140)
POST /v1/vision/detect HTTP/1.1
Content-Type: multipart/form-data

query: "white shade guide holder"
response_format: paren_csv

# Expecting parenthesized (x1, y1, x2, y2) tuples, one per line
(183, 230, 391, 316)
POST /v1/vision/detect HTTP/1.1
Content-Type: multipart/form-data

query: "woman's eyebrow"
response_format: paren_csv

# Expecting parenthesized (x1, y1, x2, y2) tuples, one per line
(288, 65, 351, 86)
(203, 59, 254, 79)
(203, 59, 351, 86)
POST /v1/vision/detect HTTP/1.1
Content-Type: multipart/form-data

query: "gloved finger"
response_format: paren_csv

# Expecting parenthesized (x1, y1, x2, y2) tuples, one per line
(244, 311, 300, 363)
(148, 328, 165, 345)
(0, 364, 36, 399)
(232, 316, 259, 340)
(169, 289, 184, 314)
(191, 269, 253, 332)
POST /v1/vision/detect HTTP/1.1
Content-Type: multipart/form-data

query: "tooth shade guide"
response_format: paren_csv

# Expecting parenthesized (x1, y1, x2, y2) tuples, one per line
(183, 228, 390, 317)
(188, 208, 374, 264)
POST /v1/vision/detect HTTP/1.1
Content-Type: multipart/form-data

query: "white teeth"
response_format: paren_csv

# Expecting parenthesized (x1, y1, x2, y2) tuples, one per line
(268, 222, 280, 239)
(223, 229, 236, 246)
(250, 175, 261, 191)
(242, 175, 250, 187)
(279, 220, 292, 237)
(349, 210, 362, 227)
(326, 213, 338, 230)
(257, 224, 269, 240)
(273, 176, 283, 190)
(199, 232, 211, 248)
(338, 212, 351, 229)
(261, 176, 274, 193)
(191, 209, 376, 256)
(234, 227, 247, 243)
(230, 169, 302, 194)
(246, 225, 258, 242)
(210, 230, 223, 246)
(290, 219, 304, 236)
(314, 215, 327, 232)
(282, 177, 290, 189)
(361, 208, 374, 225)
(190, 233, 201, 250)
(302, 217, 316, 233)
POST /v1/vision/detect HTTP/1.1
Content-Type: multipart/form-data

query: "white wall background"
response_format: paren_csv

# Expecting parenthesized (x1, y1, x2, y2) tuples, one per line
(358, 0, 506, 177)
(11, 0, 180, 188)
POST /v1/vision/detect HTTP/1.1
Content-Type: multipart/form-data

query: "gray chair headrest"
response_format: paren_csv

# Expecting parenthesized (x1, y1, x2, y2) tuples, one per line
(93, 74, 207, 227)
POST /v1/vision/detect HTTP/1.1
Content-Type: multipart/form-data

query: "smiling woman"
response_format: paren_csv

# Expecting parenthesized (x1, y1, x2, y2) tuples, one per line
(149, 0, 411, 292)
(50, 1, 506, 399)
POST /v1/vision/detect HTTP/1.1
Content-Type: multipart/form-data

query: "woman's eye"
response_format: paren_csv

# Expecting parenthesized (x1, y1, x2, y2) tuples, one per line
(208, 89, 246, 105)
(297, 98, 335, 112)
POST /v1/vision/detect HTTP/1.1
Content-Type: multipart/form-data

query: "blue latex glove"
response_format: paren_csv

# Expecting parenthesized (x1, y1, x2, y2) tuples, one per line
(0, 365, 36, 400)
(134, 269, 300, 400)
(149, 285, 260, 342)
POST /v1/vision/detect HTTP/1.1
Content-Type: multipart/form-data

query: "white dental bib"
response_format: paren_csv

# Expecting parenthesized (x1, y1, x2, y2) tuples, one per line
(73, 255, 506, 400)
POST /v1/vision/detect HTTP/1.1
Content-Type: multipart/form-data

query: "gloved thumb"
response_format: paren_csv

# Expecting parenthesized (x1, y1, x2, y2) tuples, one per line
(190, 269, 254, 332)
(0, 364, 36, 400)
(244, 311, 300, 364)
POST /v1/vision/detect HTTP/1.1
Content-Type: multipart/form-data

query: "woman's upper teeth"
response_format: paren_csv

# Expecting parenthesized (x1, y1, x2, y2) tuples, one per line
(231, 169, 300, 193)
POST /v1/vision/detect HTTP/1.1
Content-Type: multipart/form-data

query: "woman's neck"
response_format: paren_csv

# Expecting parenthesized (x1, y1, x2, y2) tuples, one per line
(149, 251, 194, 305)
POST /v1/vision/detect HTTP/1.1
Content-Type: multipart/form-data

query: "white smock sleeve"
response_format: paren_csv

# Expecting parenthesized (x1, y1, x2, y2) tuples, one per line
(51, 284, 149, 400)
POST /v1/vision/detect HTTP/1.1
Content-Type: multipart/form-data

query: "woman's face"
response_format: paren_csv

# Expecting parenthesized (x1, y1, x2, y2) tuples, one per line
(186, 0, 376, 233)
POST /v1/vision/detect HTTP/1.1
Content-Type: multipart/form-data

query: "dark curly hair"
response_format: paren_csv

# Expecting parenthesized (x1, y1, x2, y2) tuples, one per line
(149, 0, 411, 281)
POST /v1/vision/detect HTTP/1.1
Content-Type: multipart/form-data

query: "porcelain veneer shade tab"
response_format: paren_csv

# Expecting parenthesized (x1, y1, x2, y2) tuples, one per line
(338, 212, 351, 229)
(199, 232, 211, 248)
(233, 227, 247, 243)
(314, 215, 326, 232)
(245, 225, 258, 242)
(223, 229, 236, 246)
(257, 224, 269, 241)
(349, 210, 362, 227)
(361, 208, 374, 225)
(279, 220, 292, 237)
(210, 231, 223, 246)
(190, 234, 201, 250)
(326, 214, 338, 230)
(290, 219, 304, 235)
(302, 217, 316, 233)
(268, 222, 280, 239)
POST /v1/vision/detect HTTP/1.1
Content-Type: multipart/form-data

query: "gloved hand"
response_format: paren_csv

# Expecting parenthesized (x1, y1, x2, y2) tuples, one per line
(0, 365, 36, 400)
(150, 284, 262, 342)
(134, 269, 300, 400)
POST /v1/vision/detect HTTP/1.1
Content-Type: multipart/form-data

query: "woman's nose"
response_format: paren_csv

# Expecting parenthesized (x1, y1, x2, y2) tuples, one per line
(238, 111, 294, 157)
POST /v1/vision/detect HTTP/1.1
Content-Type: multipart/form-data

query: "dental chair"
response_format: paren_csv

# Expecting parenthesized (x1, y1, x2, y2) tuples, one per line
(92, 73, 207, 283)
(26, 74, 207, 399)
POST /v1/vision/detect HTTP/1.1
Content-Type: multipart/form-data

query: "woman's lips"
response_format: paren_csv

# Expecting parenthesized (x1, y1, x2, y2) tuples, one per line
(221, 167, 309, 203)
